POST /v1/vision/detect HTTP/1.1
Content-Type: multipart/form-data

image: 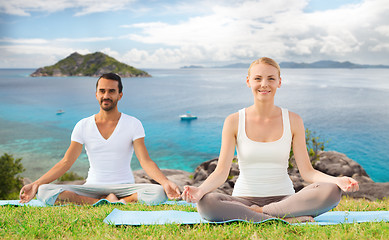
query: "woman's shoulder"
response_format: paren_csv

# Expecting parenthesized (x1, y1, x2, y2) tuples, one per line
(286, 110, 304, 131)
(225, 111, 239, 123)
(286, 110, 302, 121)
(223, 111, 240, 132)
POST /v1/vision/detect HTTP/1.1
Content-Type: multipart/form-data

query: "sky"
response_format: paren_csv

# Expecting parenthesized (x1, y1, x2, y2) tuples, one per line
(0, 0, 388, 69)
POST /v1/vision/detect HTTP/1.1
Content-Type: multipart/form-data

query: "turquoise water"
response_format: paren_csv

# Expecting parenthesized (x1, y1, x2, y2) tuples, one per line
(0, 68, 388, 182)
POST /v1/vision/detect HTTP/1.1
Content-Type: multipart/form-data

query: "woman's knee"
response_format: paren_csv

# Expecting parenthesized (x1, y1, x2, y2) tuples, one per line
(197, 192, 228, 220)
(318, 182, 341, 203)
(198, 192, 221, 210)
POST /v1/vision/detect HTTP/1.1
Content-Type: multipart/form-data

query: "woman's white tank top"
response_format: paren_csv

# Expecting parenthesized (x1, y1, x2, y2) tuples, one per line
(232, 108, 295, 197)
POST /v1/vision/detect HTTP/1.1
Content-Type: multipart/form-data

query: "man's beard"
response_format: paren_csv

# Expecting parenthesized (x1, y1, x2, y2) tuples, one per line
(100, 98, 117, 111)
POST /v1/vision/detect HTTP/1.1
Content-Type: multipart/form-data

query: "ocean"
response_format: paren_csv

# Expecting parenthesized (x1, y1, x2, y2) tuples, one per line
(0, 68, 388, 182)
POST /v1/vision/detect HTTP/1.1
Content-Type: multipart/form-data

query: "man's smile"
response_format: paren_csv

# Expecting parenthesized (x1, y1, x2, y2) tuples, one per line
(102, 99, 112, 103)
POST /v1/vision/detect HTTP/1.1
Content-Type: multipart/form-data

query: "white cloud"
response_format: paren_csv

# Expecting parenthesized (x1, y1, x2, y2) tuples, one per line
(370, 43, 389, 52)
(100, 48, 120, 59)
(0, 37, 112, 44)
(0, 0, 136, 16)
(0, 45, 90, 68)
(56, 37, 114, 43)
(0, 38, 49, 44)
(1, 0, 388, 68)
(124, 0, 389, 65)
(375, 25, 389, 37)
(319, 32, 361, 55)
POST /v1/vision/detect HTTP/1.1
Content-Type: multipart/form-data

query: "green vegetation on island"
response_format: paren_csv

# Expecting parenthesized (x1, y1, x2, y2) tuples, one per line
(57, 171, 85, 182)
(30, 52, 151, 78)
(0, 153, 24, 199)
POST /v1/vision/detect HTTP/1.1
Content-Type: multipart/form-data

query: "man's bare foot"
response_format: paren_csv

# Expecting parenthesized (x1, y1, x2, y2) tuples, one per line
(118, 199, 127, 204)
(104, 193, 119, 202)
(248, 205, 263, 213)
(284, 216, 315, 223)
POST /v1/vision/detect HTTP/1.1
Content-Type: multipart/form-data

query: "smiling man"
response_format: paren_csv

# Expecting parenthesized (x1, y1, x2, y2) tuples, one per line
(19, 72, 180, 205)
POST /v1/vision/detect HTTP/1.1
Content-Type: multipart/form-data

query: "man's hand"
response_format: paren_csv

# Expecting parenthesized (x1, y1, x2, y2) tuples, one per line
(336, 176, 359, 192)
(162, 181, 181, 199)
(181, 185, 205, 203)
(19, 183, 39, 203)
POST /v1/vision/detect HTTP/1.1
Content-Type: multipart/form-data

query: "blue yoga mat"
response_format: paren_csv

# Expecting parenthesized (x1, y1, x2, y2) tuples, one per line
(0, 199, 124, 207)
(103, 209, 389, 226)
(0, 200, 47, 207)
(0, 199, 195, 207)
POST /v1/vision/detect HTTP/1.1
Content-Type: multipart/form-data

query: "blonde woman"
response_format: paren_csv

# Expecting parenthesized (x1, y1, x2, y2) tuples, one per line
(182, 58, 359, 222)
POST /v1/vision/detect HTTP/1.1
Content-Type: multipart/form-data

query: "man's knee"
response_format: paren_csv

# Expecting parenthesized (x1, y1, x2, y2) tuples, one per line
(138, 184, 167, 205)
(37, 184, 65, 205)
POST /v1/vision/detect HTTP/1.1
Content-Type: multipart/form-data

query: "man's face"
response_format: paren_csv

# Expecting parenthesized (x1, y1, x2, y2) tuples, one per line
(95, 78, 123, 112)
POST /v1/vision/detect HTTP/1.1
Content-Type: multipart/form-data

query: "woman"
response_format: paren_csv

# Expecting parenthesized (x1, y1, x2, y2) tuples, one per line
(182, 57, 359, 222)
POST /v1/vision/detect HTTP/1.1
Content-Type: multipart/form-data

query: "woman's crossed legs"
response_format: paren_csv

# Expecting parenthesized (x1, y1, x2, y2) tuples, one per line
(197, 182, 341, 222)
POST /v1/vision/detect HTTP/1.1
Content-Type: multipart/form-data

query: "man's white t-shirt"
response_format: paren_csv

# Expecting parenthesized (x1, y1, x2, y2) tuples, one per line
(71, 113, 145, 185)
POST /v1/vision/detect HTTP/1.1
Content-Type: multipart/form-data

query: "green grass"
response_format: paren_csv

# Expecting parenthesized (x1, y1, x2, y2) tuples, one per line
(1, 197, 388, 239)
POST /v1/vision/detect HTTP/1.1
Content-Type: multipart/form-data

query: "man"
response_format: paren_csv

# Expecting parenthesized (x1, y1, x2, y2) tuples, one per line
(19, 73, 180, 205)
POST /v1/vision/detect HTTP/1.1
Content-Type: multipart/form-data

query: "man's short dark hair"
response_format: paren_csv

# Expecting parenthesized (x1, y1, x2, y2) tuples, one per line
(96, 73, 123, 93)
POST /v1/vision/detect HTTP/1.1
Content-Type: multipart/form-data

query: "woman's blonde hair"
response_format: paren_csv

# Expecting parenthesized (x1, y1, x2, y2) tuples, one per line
(247, 57, 281, 77)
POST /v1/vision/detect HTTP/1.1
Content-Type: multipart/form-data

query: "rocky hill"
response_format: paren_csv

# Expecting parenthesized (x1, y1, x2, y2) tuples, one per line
(47, 151, 388, 201)
(215, 61, 389, 69)
(30, 52, 151, 77)
(133, 151, 389, 201)
(279, 60, 389, 69)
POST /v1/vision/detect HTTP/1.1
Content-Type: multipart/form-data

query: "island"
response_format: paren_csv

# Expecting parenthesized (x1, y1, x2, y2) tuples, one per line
(180, 65, 204, 69)
(30, 52, 151, 77)
(214, 60, 389, 69)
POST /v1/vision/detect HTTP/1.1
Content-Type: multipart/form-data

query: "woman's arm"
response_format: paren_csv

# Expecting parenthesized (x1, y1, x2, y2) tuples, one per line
(182, 113, 238, 202)
(291, 112, 359, 192)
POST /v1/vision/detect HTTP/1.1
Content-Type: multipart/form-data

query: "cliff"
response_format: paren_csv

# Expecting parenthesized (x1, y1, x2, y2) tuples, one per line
(49, 151, 389, 201)
(30, 52, 151, 78)
(133, 151, 389, 201)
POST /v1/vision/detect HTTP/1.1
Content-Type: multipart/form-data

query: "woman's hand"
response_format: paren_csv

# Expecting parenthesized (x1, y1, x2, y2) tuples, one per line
(181, 186, 205, 203)
(336, 176, 359, 192)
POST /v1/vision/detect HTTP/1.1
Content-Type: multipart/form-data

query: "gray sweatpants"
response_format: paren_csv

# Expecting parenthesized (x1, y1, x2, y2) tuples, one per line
(36, 183, 167, 206)
(197, 182, 341, 222)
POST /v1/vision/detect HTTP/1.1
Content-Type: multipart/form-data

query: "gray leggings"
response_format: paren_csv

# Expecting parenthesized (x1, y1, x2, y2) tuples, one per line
(36, 183, 167, 206)
(197, 182, 341, 222)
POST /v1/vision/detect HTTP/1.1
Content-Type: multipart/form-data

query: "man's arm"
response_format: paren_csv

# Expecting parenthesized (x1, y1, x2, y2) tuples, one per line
(133, 138, 181, 199)
(19, 141, 83, 203)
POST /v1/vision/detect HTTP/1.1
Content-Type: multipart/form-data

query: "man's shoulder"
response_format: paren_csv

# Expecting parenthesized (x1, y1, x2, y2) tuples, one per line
(121, 113, 142, 124)
(74, 115, 95, 127)
(78, 115, 94, 123)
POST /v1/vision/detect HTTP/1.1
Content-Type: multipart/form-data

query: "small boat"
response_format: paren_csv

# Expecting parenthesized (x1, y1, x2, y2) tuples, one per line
(180, 112, 197, 120)
(56, 109, 65, 115)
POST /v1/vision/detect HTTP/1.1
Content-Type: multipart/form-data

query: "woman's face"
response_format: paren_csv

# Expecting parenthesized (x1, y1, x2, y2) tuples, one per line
(246, 63, 281, 101)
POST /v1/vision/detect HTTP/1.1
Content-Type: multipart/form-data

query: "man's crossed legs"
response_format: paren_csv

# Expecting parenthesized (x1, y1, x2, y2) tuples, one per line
(37, 183, 167, 205)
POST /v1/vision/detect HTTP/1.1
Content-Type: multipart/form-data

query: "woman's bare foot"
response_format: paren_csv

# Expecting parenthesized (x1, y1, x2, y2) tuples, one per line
(118, 199, 127, 204)
(284, 216, 315, 223)
(248, 205, 263, 213)
(104, 193, 119, 202)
